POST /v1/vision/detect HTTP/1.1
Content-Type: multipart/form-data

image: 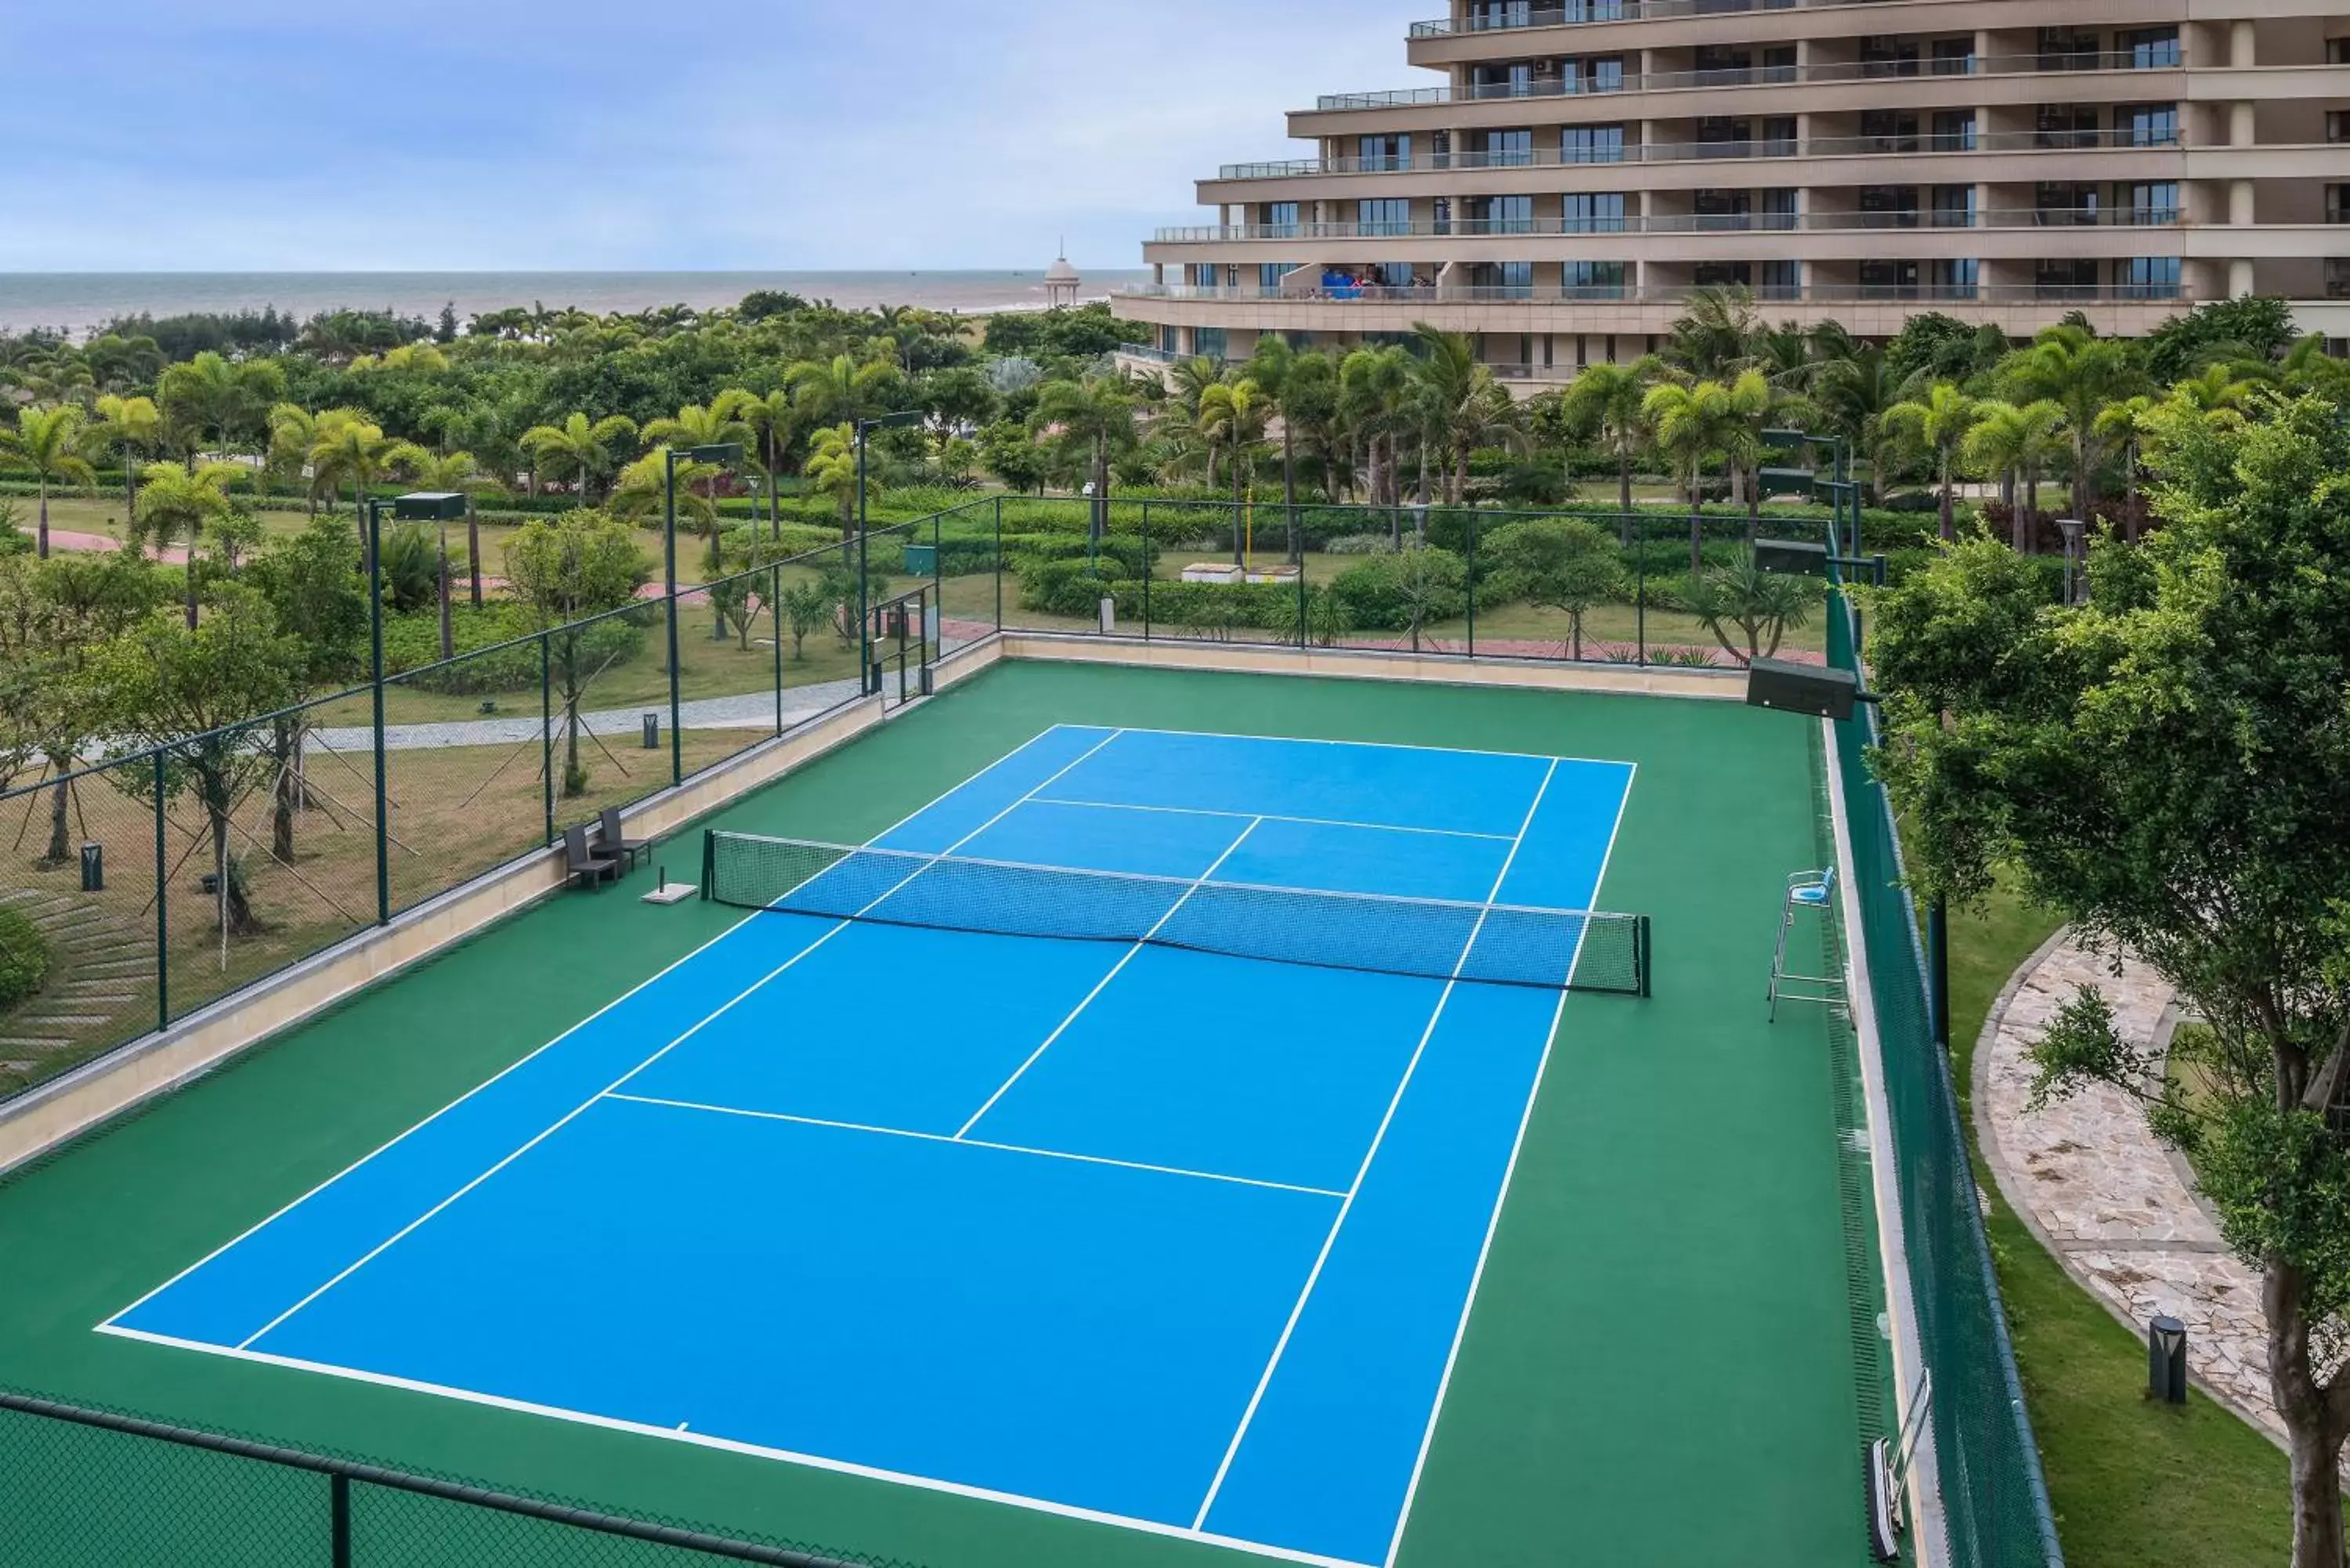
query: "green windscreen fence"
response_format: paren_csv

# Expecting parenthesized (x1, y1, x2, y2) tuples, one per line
(1826, 581, 2063, 1568)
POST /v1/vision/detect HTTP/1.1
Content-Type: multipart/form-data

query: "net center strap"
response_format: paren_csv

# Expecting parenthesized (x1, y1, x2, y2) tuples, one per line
(703, 831, 1648, 995)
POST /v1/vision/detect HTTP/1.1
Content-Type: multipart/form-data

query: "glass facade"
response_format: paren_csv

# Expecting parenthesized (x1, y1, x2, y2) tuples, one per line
(1561, 124, 1626, 164)
(1561, 193, 1627, 233)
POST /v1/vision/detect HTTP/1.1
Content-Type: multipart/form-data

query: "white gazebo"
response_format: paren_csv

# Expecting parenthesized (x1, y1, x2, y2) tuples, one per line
(1043, 245, 1081, 309)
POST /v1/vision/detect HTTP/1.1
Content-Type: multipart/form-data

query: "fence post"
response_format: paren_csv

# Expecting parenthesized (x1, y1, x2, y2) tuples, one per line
(1635, 511, 1648, 667)
(1296, 536, 1308, 651)
(368, 501, 389, 927)
(331, 1473, 352, 1568)
(772, 563, 785, 735)
(1928, 896, 1950, 1047)
(539, 633, 555, 846)
(992, 496, 1003, 632)
(931, 512, 944, 663)
(153, 750, 168, 1031)
(1466, 510, 1478, 659)
(1141, 502, 1152, 641)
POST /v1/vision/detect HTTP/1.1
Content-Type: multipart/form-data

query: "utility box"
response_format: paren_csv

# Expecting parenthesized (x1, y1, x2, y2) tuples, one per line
(1755, 538, 1831, 576)
(902, 543, 937, 576)
(1747, 659, 1861, 722)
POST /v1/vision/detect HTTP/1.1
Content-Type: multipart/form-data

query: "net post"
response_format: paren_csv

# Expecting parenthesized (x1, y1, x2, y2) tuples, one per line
(1638, 914, 1652, 998)
(700, 829, 715, 901)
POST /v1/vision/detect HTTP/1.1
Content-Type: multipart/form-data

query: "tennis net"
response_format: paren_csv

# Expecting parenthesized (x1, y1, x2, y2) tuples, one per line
(701, 830, 1651, 995)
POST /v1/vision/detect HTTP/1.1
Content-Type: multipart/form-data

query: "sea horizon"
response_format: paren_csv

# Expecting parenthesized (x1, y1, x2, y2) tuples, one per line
(0, 269, 1155, 337)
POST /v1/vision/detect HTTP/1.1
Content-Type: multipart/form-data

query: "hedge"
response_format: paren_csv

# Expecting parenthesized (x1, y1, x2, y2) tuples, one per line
(380, 605, 646, 694)
(0, 906, 51, 1012)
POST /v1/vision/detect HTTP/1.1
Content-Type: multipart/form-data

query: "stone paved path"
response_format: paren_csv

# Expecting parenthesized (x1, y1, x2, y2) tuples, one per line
(1976, 934, 2284, 1443)
(313, 677, 866, 753)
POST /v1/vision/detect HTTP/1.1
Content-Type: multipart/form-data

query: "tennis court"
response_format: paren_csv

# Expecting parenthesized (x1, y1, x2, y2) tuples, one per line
(0, 659, 1876, 1568)
(99, 723, 1636, 1568)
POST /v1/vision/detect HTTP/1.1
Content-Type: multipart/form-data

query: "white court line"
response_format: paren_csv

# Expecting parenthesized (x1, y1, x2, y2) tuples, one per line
(214, 727, 1131, 1351)
(100, 723, 1095, 1333)
(952, 815, 1264, 1141)
(1029, 796, 1516, 844)
(1102, 722, 1632, 771)
(606, 1093, 1347, 1199)
(1379, 761, 1637, 1568)
(90, 1324, 1376, 1568)
(1190, 758, 1563, 1534)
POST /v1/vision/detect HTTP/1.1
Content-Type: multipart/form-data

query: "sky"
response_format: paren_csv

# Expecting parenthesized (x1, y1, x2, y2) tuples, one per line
(0, 2, 1415, 273)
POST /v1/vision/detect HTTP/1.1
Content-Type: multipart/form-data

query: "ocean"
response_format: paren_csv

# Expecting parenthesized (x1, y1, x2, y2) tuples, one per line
(0, 270, 1156, 337)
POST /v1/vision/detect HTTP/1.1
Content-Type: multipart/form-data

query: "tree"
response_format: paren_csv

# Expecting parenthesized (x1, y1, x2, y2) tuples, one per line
(98, 585, 305, 938)
(1679, 547, 1813, 666)
(2144, 294, 2298, 385)
(1485, 517, 1624, 660)
(1810, 344, 1912, 504)
(778, 579, 833, 660)
(307, 414, 427, 549)
(721, 388, 794, 540)
(1998, 323, 2144, 515)
(1642, 378, 1737, 573)
(1560, 358, 1653, 534)
(801, 424, 863, 544)
(978, 420, 1050, 495)
(1339, 345, 1415, 537)
(155, 351, 284, 474)
(1883, 382, 1983, 542)
(1036, 374, 1141, 553)
(1244, 338, 1307, 560)
(0, 551, 161, 862)
(2091, 393, 2157, 543)
(0, 405, 97, 559)
(519, 413, 638, 504)
(90, 393, 164, 528)
(786, 354, 898, 434)
(133, 463, 242, 627)
(1278, 351, 1345, 509)
(504, 512, 651, 796)
(1198, 379, 1271, 563)
(914, 366, 999, 460)
(244, 518, 369, 861)
(1660, 285, 1761, 379)
(396, 449, 495, 612)
(1963, 399, 2067, 549)
(1869, 396, 2350, 1568)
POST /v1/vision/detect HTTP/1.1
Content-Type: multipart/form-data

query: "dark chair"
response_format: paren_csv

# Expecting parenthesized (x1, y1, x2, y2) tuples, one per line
(597, 807, 651, 871)
(563, 824, 623, 891)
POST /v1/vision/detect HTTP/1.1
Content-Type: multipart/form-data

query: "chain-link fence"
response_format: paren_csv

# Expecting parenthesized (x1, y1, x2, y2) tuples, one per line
(1825, 559, 2063, 1568)
(0, 1389, 915, 1568)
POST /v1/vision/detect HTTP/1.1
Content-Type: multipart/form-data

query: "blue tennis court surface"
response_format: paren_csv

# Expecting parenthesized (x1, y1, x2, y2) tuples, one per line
(103, 724, 1635, 1568)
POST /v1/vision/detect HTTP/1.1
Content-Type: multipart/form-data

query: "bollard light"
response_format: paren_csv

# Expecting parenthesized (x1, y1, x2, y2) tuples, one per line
(79, 842, 103, 893)
(642, 713, 660, 751)
(2149, 1315, 2189, 1404)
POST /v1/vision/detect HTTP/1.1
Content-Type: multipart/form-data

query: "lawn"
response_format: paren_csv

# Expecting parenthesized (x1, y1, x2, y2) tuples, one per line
(1941, 879, 2291, 1566)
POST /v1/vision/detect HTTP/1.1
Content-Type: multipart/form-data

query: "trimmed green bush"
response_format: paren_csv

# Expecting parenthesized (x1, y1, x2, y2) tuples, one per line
(0, 907, 51, 1012)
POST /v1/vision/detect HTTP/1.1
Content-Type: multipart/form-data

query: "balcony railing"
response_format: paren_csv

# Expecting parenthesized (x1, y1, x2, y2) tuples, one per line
(1117, 280, 2188, 305)
(1213, 127, 2181, 182)
(1408, 0, 1874, 34)
(1314, 49, 2190, 110)
(1152, 208, 2186, 241)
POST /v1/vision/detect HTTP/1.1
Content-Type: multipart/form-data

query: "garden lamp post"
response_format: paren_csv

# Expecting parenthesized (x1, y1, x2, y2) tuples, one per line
(367, 491, 469, 926)
(854, 412, 924, 695)
(1762, 426, 1852, 555)
(663, 443, 743, 783)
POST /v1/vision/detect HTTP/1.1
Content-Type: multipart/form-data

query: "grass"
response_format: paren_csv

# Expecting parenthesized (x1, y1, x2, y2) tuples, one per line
(1940, 878, 2292, 1567)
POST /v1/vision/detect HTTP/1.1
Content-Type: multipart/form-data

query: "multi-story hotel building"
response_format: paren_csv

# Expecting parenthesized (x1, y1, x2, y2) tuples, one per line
(1114, 2, 2350, 388)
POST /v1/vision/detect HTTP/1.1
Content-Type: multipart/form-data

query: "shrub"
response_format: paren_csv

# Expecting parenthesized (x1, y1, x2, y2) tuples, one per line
(1329, 546, 1467, 633)
(0, 906, 51, 1012)
(381, 604, 644, 694)
(1322, 533, 1393, 555)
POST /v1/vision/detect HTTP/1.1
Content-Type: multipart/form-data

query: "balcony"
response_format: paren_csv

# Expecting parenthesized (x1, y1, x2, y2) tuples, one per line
(1212, 127, 2179, 182)
(1149, 208, 2183, 242)
(1408, 0, 1871, 35)
(1117, 280, 2186, 305)
(1313, 48, 2195, 110)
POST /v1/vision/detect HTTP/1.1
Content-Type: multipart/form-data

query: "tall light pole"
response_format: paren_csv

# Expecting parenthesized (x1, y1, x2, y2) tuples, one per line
(367, 490, 468, 925)
(662, 443, 743, 784)
(854, 412, 924, 695)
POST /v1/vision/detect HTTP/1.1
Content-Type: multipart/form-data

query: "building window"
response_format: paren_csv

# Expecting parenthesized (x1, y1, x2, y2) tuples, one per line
(1860, 186, 1920, 229)
(1472, 262, 1535, 298)
(1470, 62, 1538, 99)
(1260, 202, 1300, 238)
(2037, 104, 2101, 149)
(1860, 110, 1920, 154)
(1932, 184, 1976, 227)
(1860, 36, 1922, 77)
(1931, 38, 1976, 75)
(1470, 1, 1531, 28)
(1358, 198, 1412, 237)
(1562, 0, 1625, 20)
(2119, 27, 2182, 69)
(2037, 28, 2102, 71)
(1760, 188, 1798, 230)
(1561, 124, 1626, 164)
(1472, 195, 1538, 234)
(2121, 182, 2179, 224)
(1860, 259, 1922, 294)
(2330, 185, 2350, 224)
(2328, 259, 2350, 299)
(1358, 134, 1412, 172)
(1160, 326, 1180, 355)
(1759, 260, 1799, 298)
(1479, 128, 1535, 168)
(1189, 262, 1221, 288)
(1932, 111, 1976, 152)
(1931, 258, 1979, 297)
(1561, 193, 1627, 233)
(1693, 189, 1753, 231)
(1258, 262, 1297, 292)
(2118, 103, 2180, 146)
(1692, 261, 1752, 287)
(1562, 261, 1628, 298)
(2036, 258, 2099, 294)
(2117, 256, 2182, 298)
(1566, 55, 1625, 92)
(2036, 182, 2101, 224)
(1194, 327, 1228, 360)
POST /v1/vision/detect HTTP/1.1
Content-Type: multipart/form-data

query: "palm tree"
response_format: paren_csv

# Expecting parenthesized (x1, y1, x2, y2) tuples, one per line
(1661, 285, 1762, 380)
(1883, 383, 1983, 542)
(1998, 324, 2143, 515)
(519, 413, 638, 504)
(721, 388, 794, 540)
(1198, 380, 1272, 564)
(1279, 352, 1346, 515)
(308, 416, 428, 552)
(133, 463, 241, 627)
(1408, 324, 1524, 507)
(0, 405, 97, 558)
(802, 425, 862, 543)
(1340, 345, 1415, 539)
(1036, 374, 1141, 553)
(1643, 378, 1740, 573)
(2092, 393, 2157, 543)
(90, 393, 164, 528)
(1244, 337, 1307, 560)
(397, 450, 495, 609)
(1560, 358, 1654, 535)
(1963, 399, 2067, 550)
(155, 350, 285, 475)
(1718, 367, 1773, 544)
(786, 355, 898, 433)
(1810, 344, 1912, 504)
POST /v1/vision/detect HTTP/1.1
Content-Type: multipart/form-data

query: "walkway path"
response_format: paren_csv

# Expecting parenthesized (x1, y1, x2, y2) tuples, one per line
(1976, 934, 2281, 1440)
(313, 678, 865, 753)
